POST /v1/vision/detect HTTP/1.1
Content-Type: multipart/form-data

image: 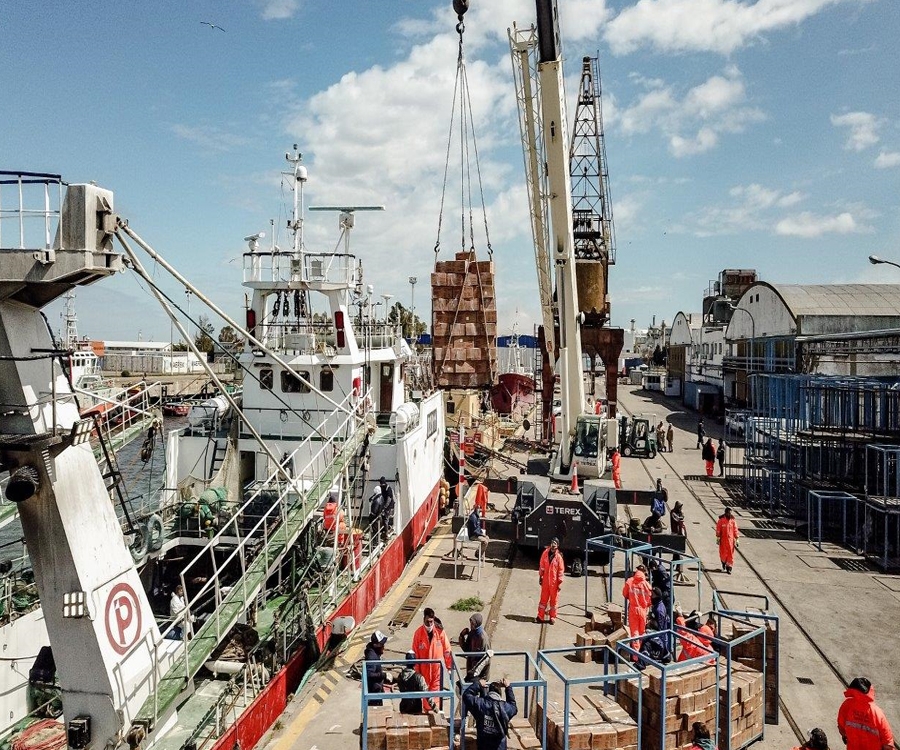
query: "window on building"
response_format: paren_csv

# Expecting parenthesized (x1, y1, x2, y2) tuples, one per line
(260, 368, 273, 390)
(281, 370, 311, 393)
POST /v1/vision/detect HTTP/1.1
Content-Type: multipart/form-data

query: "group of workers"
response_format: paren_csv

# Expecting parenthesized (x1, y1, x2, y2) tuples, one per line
(365, 607, 518, 750)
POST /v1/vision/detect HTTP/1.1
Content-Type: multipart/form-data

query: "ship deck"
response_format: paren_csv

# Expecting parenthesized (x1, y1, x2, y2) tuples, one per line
(256, 384, 900, 750)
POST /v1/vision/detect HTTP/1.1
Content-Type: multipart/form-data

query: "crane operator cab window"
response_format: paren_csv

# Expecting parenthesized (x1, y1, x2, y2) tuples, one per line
(573, 417, 600, 459)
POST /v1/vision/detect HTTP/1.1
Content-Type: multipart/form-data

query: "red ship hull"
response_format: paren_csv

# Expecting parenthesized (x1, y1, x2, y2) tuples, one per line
(211, 480, 442, 750)
(489, 372, 536, 414)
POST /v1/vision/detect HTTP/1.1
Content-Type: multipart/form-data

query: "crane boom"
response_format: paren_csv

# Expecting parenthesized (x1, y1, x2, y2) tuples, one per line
(509, 27, 555, 349)
(511, 0, 596, 476)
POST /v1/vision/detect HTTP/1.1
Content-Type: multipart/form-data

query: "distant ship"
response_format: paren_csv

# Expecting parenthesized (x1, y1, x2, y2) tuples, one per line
(489, 322, 535, 414)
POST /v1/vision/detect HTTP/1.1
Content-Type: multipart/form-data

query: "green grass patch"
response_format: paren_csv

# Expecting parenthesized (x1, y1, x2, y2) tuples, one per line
(449, 596, 484, 612)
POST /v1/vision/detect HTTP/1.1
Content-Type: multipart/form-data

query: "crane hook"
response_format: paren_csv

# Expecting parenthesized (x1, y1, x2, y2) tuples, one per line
(453, 0, 469, 18)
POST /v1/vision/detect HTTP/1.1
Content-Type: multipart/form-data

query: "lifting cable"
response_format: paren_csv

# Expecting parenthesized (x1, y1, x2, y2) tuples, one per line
(433, 0, 493, 262)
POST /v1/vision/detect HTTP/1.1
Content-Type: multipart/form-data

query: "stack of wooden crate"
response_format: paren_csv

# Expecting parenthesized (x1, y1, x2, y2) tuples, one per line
(616, 663, 718, 750)
(727, 618, 776, 724)
(574, 607, 629, 663)
(431, 251, 497, 388)
(531, 693, 639, 750)
(364, 706, 453, 750)
(718, 662, 764, 748)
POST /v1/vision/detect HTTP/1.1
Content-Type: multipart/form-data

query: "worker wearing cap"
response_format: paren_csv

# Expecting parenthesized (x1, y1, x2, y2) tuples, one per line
(622, 564, 652, 641)
(398, 651, 435, 715)
(364, 631, 392, 706)
(411, 607, 453, 692)
(838, 678, 894, 750)
(536, 538, 564, 624)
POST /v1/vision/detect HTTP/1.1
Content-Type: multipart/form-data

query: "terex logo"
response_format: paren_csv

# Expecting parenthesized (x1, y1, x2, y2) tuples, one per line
(545, 505, 581, 517)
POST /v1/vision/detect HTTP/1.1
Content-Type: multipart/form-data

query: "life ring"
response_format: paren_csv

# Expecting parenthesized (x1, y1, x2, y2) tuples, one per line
(146, 514, 165, 552)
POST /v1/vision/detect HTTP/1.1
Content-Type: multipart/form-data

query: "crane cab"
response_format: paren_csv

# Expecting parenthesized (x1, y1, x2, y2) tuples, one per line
(567, 414, 617, 478)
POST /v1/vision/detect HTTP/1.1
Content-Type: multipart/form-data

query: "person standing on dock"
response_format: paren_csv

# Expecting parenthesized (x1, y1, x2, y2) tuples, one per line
(364, 631, 391, 706)
(696, 419, 705, 449)
(715, 507, 739, 574)
(838, 678, 894, 750)
(462, 677, 517, 750)
(460, 612, 492, 680)
(611, 447, 622, 489)
(536, 538, 564, 624)
(666, 423, 674, 453)
(656, 422, 666, 452)
(622, 564, 652, 639)
(716, 440, 726, 477)
(702, 438, 716, 476)
(412, 608, 453, 693)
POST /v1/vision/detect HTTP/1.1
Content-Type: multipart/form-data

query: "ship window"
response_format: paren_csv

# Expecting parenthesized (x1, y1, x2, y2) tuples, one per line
(281, 370, 310, 394)
(446, 401, 456, 415)
(260, 369, 273, 390)
(426, 410, 438, 438)
(320, 369, 334, 392)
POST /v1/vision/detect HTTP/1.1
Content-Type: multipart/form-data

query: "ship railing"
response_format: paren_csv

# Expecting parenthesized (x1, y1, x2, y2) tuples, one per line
(133, 390, 367, 726)
(243, 250, 356, 287)
(0, 546, 40, 625)
(85, 380, 161, 455)
(0, 171, 64, 251)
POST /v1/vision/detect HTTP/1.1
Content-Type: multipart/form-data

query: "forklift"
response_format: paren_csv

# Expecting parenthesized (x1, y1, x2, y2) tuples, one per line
(618, 413, 657, 458)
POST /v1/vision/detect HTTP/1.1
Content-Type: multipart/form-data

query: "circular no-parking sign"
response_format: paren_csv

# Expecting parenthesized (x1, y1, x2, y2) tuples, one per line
(104, 582, 143, 655)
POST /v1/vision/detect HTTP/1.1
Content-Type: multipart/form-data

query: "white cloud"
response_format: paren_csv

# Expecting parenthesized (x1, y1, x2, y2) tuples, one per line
(875, 151, 900, 169)
(257, 0, 299, 20)
(693, 183, 808, 235)
(670, 127, 718, 157)
(830, 111, 882, 151)
(775, 211, 867, 237)
(614, 68, 765, 157)
(604, 0, 866, 56)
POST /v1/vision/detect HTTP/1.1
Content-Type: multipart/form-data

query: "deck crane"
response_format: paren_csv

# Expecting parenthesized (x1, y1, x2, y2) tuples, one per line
(508, 0, 618, 556)
(508, 0, 615, 481)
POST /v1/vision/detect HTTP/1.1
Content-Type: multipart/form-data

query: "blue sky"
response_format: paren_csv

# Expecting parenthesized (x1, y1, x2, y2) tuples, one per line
(2, 0, 898, 342)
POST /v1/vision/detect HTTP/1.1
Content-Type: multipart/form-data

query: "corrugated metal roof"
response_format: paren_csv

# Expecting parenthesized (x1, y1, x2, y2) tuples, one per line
(776, 284, 900, 317)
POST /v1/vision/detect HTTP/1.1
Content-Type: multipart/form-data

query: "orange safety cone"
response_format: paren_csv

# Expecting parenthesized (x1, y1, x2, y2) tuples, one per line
(570, 462, 579, 494)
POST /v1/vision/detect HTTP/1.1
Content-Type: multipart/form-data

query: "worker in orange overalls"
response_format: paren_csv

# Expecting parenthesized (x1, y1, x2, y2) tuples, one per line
(678, 612, 716, 662)
(622, 564, 652, 640)
(411, 607, 453, 693)
(611, 448, 622, 489)
(715, 507, 739, 574)
(838, 678, 894, 750)
(536, 538, 565, 624)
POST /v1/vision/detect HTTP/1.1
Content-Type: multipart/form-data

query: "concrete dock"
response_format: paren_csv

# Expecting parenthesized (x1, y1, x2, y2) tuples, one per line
(259, 384, 900, 750)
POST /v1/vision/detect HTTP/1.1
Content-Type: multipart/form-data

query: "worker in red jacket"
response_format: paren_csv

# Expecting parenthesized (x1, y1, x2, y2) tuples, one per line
(838, 678, 894, 750)
(536, 538, 565, 624)
(715, 507, 739, 574)
(411, 607, 453, 693)
(622, 564, 652, 640)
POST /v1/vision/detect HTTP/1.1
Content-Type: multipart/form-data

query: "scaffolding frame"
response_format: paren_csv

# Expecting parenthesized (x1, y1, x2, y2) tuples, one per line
(536, 646, 642, 750)
(806, 489, 861, 552)
(582, 534, 651, 618)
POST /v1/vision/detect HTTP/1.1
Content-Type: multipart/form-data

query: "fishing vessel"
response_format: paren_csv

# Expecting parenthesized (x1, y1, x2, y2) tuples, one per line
(0, 154, 445, 750)
(489, 323, 536, 415)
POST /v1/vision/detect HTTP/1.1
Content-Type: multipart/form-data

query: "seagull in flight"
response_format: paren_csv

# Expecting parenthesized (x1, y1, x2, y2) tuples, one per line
(200, 21, 225, 32)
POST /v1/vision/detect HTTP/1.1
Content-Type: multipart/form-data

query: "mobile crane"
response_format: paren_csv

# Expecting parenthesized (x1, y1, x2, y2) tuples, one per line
(508, 0, 618, 554)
